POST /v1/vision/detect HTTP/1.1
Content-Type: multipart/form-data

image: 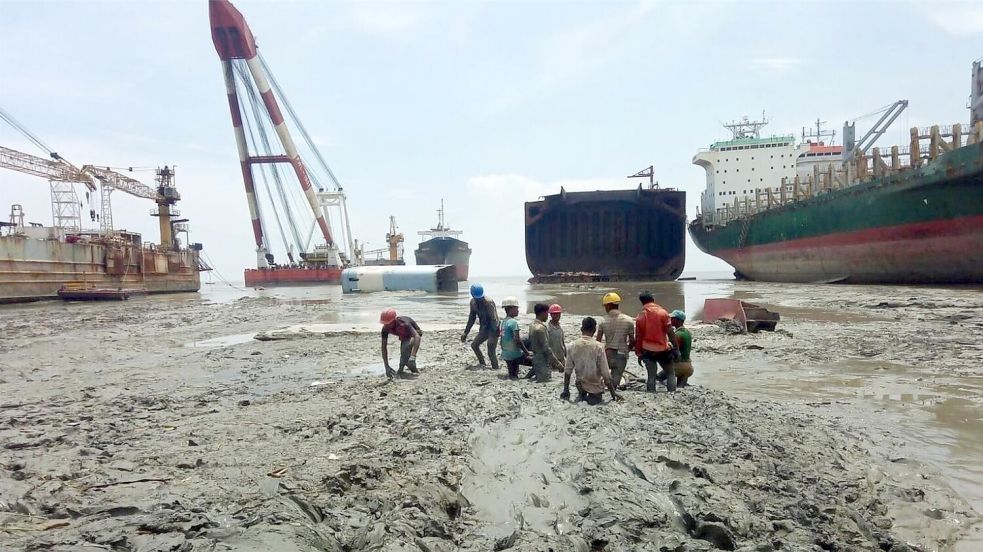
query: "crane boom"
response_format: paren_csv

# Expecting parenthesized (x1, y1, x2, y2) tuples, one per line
(81, 165, 161, 200)
(843, 100, 909, 162)
(0, 145, 96, 190)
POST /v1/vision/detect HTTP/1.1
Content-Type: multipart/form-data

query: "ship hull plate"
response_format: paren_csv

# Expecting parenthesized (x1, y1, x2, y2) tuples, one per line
(243, 267, 342, 287)
(0, 236, 201, 304)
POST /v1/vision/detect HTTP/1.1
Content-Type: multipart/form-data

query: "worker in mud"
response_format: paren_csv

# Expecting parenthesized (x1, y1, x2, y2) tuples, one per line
(528, 303, 564, 382)
(461, 283, 499, 370)
(596, 292, 636, 389)
(669, 310, 694, 387)
(547, 304, 567, 371)
(380, 308, 423, 379)
(561, 316, 621, 405)
(634, 292, 679, 392)
(499, 296, 533, 379)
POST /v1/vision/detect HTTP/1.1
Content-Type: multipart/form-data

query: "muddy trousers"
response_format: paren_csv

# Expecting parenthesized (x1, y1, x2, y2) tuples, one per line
(576, 382, 603, 405)
(640, 350, 675, 392)
(504, 356, 532, 379)
(398, 339, 418, 373)
(471, 327, 499, 370)
(605, 349, 628, 388)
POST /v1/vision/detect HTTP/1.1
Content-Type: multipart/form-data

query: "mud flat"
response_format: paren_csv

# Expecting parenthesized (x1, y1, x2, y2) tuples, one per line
(0, 290, 978, 551)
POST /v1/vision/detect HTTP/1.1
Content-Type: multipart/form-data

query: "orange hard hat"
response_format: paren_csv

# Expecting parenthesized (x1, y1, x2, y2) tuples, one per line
(548, 303, 563, 314)
(380, 308, 397, 324)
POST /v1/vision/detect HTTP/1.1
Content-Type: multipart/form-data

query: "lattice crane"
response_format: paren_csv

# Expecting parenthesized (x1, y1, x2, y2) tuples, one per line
(1, 109, 183, 247)
(0, 145, 95, 231)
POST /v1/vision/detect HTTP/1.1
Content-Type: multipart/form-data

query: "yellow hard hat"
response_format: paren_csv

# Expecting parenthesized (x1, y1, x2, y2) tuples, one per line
(602, 292, 621, 305)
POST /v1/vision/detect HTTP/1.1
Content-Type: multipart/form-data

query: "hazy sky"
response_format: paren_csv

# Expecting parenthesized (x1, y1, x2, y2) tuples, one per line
(1, 0, 980, 280)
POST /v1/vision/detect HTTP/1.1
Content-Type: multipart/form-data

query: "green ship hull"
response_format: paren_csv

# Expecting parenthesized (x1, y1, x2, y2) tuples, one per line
(688, 143, 983, 284)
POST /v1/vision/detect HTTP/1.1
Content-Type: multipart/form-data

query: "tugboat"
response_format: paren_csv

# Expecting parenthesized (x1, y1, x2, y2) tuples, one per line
(415, 200, 471, 282)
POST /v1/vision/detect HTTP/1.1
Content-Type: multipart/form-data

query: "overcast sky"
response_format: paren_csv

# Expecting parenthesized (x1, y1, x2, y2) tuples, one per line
(1, 0, 980, 281)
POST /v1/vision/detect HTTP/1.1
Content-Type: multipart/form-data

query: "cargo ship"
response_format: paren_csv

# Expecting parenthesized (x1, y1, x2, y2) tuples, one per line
(525, 167, 686, 283)
(211, 0, 356, 288)
(0, 164, 205, 304)
(415, 200, 471, 282)
(687, 60, 983, 284)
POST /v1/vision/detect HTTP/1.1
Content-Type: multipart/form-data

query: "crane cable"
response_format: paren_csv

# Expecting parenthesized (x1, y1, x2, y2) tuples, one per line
(235, 60, 304, 259)
(260, 53, 343, 192)
(0, 106, 57, 158)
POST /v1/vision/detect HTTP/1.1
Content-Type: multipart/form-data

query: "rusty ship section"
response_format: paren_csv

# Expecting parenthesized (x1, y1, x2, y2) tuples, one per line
(525, 168, 686, 283)
(0, 154, 206, 303)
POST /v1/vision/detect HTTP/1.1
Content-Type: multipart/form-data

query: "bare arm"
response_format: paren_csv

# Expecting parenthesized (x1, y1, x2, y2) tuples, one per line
(599, 346, 618, 400)
(515, 327, 529, 355)
(381, 334, 393, 377)
(596, 325, 605, 344)
(561, 354, 573, 398)
(409, 328, 421, 357)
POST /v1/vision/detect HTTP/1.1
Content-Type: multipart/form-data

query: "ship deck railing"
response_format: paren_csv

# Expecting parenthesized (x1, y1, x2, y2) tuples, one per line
(703, 121, 982, 227)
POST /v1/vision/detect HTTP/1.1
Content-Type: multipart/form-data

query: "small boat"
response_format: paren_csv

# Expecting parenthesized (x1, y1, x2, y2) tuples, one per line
(57, 283, 149, 301)
(702, 298, 780, 332)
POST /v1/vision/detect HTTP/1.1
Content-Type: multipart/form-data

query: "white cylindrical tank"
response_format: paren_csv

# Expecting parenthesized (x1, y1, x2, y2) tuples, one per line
(341, 265, 458, 293)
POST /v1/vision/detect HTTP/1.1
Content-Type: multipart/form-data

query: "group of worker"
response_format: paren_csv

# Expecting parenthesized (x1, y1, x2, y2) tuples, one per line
(378, 283, 694, 405)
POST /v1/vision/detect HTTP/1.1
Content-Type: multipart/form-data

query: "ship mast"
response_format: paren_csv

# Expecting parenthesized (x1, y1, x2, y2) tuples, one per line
(723, 112, 768, 139)
(802, 118, 836, 145)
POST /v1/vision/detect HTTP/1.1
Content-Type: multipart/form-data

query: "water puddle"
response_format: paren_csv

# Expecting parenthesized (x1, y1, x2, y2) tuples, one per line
(186, 333, 257, 348)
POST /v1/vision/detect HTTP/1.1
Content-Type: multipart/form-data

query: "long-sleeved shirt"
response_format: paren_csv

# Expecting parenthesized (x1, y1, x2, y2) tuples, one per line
(564, 335, 612, 395)
(529, 319, 559, 367)
(464, 297, 499, 334)
(547, 321, 566, 364)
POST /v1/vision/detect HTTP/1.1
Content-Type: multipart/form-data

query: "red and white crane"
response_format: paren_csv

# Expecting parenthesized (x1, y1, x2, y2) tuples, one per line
(209, 0, 355, 270)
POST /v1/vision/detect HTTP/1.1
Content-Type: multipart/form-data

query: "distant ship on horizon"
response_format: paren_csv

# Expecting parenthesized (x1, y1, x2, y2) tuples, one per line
(414, 200, 471, 282)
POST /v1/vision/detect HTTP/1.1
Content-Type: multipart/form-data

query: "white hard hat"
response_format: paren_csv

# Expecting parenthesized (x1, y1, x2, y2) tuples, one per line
(502, 296, 519, 308)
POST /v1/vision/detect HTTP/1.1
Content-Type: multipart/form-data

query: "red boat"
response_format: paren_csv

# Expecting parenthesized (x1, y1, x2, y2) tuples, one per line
(244, 267, 342, 287)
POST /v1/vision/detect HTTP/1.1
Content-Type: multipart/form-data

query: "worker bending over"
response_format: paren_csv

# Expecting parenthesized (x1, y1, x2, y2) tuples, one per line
(529, 303, 563, 382)
(461, 283, 499, 370)
(596, 292, 635, 388)
(499, 296, 532, 379)
(561, 317, 621, 405)
(380, 308, 423, 379)
(634, 292, 679, 392)
(547, 304, 566, 371)
(669, 310, 694, 387)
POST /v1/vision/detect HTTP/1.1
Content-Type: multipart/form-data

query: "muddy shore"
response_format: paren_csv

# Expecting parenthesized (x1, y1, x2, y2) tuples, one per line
(0, 284, 979, 551)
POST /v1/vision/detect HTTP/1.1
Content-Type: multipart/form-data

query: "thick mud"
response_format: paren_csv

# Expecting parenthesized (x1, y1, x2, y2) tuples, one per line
(0, 280, 980, 551)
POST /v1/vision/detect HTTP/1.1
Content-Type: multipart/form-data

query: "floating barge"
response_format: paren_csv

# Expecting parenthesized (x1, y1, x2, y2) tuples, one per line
(0, 227, 203, 304)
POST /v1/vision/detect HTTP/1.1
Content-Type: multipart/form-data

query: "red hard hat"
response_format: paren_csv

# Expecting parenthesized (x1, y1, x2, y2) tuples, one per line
(548, 303, 563, 314)
(380, 308, 397, 324)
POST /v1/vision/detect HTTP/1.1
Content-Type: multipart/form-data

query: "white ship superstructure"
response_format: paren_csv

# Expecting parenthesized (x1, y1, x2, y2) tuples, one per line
(694, 116, 843, 223)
